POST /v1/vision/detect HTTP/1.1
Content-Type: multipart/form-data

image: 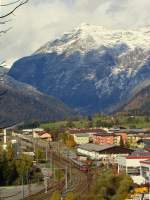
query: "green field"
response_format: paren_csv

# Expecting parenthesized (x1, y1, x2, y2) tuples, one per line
(40, 114, 150, 130)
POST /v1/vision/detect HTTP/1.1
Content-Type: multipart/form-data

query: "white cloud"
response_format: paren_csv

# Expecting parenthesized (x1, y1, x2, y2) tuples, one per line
(1, 0, 150, 66)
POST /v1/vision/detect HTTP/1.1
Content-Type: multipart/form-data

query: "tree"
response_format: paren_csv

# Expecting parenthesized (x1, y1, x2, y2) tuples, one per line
(35, 148, 45, 162)
(87, 120, 93, 128)
(7, 143, 14, 160)
(86, 169, 133, 200)
(96, 120, 102, 128)
(0, 0, 29, 37)
(66, 135, 76, 148)
(112, 175, 133, 200)
(64, 192, 75, 200)
(50, 191, 61, 200)
(88, 116, 92, 121)
(0, 0, 29, 19)
(61, 132, 68, 144)
(15, 154, 33, 181)
(66, 120, 74, 128)
(0, 146, 40, 186)
(0, 149, 17, 186)
(120, 136, 124, 147)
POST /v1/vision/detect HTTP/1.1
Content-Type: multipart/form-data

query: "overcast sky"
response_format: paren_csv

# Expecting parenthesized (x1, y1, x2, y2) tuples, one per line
(1, 0, 150, 67)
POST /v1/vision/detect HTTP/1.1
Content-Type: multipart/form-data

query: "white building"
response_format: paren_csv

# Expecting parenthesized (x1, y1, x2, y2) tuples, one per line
(140, 159, 150, 183)
(73, 133, 90, 145)
(117, 152, 150, 184)
(77, 143, 132, 161)
(117, 152, 150, 174)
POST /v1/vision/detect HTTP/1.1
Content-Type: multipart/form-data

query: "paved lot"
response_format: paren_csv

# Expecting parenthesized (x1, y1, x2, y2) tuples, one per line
(0, 184, 44, 200)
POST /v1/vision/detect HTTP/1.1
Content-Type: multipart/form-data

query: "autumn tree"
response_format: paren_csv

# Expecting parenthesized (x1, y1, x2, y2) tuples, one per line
(64, 192, 75, 200)
(66, 135, 76, 148)
(7, 143, 14, 160)
(35, 148, 45, 162)
(61, 132, 68, 144)
(87, 169, 133, 200)
(120, 136, 124, 147)
(50, 191, 61, 200)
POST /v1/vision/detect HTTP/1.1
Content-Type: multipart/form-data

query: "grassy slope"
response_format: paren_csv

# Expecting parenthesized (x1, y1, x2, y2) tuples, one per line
(40, 114, 150, 129)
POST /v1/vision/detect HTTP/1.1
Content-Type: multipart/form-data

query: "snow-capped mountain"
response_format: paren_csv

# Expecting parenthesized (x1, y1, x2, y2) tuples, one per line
(35, 23, 150, 54)
(9, 24, 150, 114)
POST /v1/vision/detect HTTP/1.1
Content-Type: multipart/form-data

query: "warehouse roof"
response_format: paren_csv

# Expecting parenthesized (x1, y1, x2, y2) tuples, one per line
(78, 143, 133, 154)
(78, 143, 116, 152)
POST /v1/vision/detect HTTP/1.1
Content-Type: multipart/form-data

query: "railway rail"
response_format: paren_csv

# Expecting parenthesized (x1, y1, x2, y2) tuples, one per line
(18, 137, 92, 200)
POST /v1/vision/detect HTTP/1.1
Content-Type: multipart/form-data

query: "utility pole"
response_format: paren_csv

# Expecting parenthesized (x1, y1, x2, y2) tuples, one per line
(51, 150, 53, 169)
(69, 164, 72, 185)
(57, 140, 60, 160)
(3, 129, 7, 150)
(22, 176, 24, 200)
(65, 167, 68, 191)
(45, 143, 48, 162)
(53, 168, 55, 182)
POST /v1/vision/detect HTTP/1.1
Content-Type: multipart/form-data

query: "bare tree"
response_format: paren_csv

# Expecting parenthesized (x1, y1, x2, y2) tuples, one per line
(0, 0, 29, 19)
(0, 0, 29, 36)
(0, 0, 29, 67)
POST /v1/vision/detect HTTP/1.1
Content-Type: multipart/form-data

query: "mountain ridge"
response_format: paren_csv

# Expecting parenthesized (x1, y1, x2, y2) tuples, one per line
(122, 85, 150, 115)
(9, 24, 150, 114)
(0, 70, 73, 128)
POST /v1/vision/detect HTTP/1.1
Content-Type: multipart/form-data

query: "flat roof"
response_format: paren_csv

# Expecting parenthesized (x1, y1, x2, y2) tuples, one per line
(139, 139, 150, 145)
(75, 133, 90, 137)
(140, 159, 150, 165)
(127, 152, 150, 159)
(93, 133, 114, 136)
(78, 143, 116, 152)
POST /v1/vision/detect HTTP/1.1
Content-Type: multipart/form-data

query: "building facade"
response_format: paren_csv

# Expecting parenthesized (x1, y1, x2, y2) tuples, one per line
(140, 160, 150, 183)
(77, 143, 132, 161)
(117, 152, 150, 175)
(73, 134, 90, 145)
(92, 134, 114, 145)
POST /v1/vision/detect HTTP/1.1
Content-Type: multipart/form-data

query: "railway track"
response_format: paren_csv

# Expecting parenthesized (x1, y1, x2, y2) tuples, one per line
(18, 137, 92, 200)
(53, 153, 91, 200)
(25, 150, 89, 200)
(25, 181, 65, 200)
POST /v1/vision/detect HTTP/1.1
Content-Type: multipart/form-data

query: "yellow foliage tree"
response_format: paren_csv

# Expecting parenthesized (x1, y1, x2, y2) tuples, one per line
(64, 192, 75, 200)
(50, 191, 61, 200)
(66, 135, 76, 148)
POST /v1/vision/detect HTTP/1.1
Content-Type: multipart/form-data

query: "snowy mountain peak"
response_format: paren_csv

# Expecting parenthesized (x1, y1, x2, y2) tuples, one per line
(76, 22, 91, 29)
(35, 24, 150, 56)
(9, 24, 150, 114)
(75, 23, 105, 32)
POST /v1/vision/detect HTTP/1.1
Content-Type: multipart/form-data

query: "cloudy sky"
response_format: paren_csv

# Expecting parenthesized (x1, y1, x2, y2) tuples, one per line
(1, 0, 150, 67)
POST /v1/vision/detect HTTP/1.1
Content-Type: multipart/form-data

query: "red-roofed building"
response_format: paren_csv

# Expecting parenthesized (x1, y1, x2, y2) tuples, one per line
(117, 152, 150, 175)
(40, 132, 52, 141)
(33, 131, 52, 141)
